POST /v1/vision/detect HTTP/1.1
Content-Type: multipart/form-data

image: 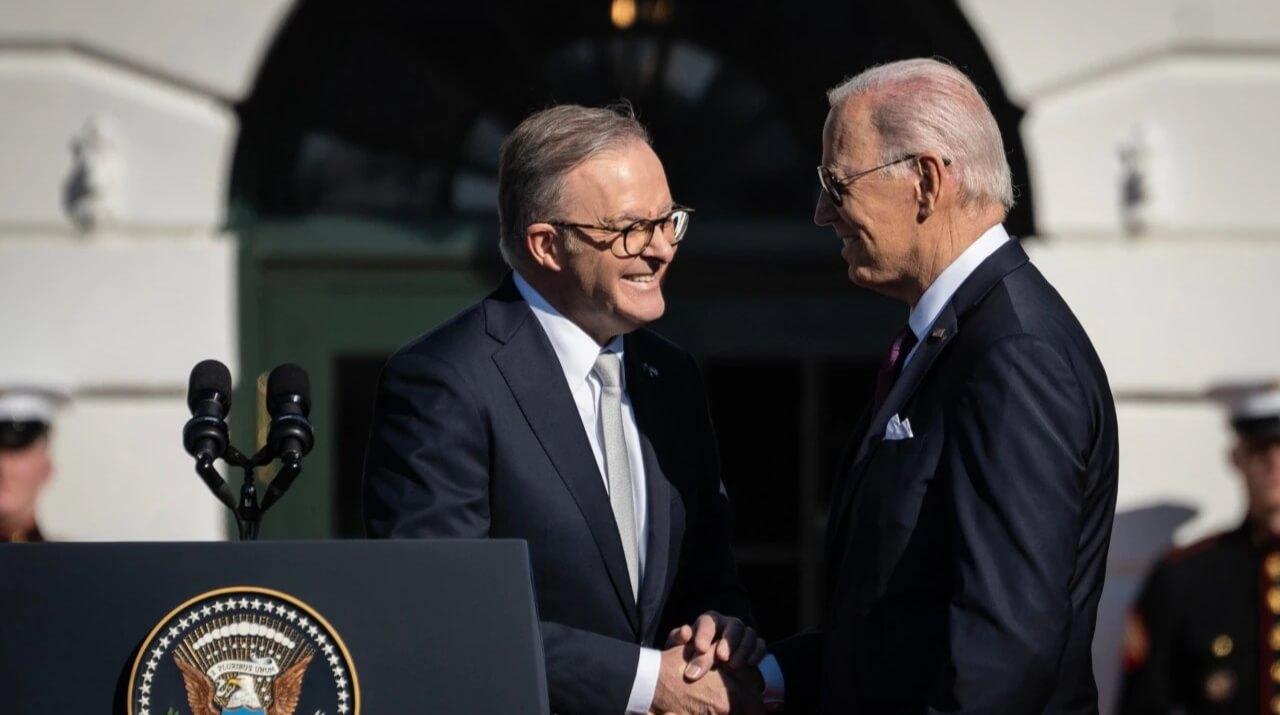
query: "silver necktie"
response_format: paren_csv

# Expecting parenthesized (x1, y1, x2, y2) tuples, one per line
(593, 351, 639, 598)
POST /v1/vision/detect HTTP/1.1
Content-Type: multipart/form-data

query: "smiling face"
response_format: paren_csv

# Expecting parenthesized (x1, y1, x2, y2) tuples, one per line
(540, 139, 678, 344)
(814, 97, 923, 301)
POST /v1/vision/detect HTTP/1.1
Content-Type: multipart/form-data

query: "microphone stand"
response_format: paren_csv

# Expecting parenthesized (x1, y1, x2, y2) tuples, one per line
(197, 443, 301, 541)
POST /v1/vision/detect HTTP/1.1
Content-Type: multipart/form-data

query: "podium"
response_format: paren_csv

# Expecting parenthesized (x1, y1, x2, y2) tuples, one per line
(0, 539, 548, 713)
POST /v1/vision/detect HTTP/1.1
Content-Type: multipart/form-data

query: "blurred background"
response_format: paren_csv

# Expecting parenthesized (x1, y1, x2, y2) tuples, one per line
(2, 0, 1279, 710)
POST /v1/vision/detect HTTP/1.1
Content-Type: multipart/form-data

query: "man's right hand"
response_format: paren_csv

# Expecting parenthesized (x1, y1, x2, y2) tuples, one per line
(650, 643, 764, 715)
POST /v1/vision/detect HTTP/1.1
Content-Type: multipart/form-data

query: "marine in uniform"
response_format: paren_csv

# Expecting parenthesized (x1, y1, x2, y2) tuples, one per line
(0, 386, 66, 543)
(1121, 381, 1280, 714)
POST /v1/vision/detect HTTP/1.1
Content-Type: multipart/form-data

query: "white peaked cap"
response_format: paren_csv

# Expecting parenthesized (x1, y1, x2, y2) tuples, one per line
(0, 385, 70, 424)
(1207, 379, 1280, 438)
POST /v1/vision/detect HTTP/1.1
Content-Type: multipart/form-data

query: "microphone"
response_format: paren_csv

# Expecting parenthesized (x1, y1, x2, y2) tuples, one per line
(182, 359, 237, 512)
(183, 359, 232, 463)
(260, 363, 313, 512)
(266, 363, 314, 462)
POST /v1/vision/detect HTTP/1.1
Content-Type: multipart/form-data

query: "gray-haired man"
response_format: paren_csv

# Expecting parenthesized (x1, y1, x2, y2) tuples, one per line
(679, 58, 1118, 713)
(364, 104, 765, 714)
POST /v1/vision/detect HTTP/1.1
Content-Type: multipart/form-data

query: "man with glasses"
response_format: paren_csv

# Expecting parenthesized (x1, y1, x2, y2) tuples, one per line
(722, 58, 1117, 712)
(0, 385, 67, 543)
(364, 104, 766, 714)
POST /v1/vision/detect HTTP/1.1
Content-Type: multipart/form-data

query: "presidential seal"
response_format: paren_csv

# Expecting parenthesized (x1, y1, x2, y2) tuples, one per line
(128, 586, 359, 715)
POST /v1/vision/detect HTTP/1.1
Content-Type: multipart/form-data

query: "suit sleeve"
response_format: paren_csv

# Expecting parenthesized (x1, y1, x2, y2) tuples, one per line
(362, 352, 645, 713)
(1117, 563, 1178, 714)
(661, 352, 755, 629)
(363, 352, 493, 539)
(934, 334, 1093, 713)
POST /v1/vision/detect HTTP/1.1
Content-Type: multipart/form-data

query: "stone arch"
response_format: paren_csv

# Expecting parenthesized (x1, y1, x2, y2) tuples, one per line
(230, 0, 1034, 235)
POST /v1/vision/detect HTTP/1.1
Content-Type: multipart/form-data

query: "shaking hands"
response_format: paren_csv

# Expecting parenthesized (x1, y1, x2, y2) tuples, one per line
(649, 611, 767, 715)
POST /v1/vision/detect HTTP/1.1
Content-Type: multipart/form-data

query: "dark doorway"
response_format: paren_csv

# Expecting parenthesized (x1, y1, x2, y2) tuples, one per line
(705, 358, 878, 637)
(233, 0, 1034, 236)
(334, 354, 388, 538)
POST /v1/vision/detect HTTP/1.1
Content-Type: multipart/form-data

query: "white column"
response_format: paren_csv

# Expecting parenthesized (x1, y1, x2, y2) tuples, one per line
(0, 1, 294, 540)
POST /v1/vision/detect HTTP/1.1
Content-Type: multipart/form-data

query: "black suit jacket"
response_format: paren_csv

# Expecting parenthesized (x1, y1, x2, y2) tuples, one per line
(775, 239, 1119, 713)
(363, 275, 753, 714)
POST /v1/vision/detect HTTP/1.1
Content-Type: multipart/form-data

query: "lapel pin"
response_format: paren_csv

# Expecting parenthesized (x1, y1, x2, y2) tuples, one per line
(642, 362, 659, 378)
(929, 326, 949, 341)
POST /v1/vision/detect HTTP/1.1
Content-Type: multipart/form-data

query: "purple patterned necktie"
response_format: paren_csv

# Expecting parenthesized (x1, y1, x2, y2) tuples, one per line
(872, 326, 918, 413)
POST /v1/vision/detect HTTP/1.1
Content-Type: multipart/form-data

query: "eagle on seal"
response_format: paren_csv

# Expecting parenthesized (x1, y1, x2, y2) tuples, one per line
(174, 651, 313, 715)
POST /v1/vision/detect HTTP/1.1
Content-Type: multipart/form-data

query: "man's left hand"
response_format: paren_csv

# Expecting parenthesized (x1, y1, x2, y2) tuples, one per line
(666, 611, 767, 682)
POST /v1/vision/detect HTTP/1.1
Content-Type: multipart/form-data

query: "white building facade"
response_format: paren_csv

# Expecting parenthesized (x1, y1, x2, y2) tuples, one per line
(1, 1, 1277, 709)
(0, 1, 292, 540)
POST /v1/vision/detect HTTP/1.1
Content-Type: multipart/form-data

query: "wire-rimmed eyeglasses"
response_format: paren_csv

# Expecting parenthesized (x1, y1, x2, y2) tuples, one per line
(817, 155, 951, 206)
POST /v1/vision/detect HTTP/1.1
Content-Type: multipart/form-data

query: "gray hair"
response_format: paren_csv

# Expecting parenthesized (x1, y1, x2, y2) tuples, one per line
(827, 58, 1014, 213)
(497, 103, 652, 269)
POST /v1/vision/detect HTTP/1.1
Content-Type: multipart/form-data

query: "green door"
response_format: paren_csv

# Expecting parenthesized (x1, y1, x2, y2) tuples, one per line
(236, 215, 507, 538)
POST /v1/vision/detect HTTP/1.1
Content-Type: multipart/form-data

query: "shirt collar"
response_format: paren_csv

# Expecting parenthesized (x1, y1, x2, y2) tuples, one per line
(513, 272, 625, 387)
(908, 223, 1010, 342)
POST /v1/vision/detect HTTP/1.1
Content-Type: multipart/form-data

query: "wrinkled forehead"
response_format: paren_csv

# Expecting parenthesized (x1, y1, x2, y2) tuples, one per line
(563, 140, 673, 220)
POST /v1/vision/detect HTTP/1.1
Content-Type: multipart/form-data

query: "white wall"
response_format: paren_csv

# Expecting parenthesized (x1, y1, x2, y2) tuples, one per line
(41, 397, 231, 540)
(1025, 56, 1280, 237)
(0, 0, 294, 540)
(960, 0, 1280, 106)
(0, 51, 233, 228)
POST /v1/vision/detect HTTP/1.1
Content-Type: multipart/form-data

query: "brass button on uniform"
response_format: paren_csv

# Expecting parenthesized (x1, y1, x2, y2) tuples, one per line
(1268, 586, 1280, 614)
(1271, 661, 1280, 684)
(1271, 625, 1280, 650)
(1212, 634, 1234, 657)
(1271, 693, 1280, 714)
(1267, 552, 1280, 580)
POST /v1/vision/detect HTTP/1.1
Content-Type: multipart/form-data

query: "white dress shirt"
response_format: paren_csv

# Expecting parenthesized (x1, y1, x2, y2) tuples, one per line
(904, 222, 1011, 367)
(513, 272, 660, 714)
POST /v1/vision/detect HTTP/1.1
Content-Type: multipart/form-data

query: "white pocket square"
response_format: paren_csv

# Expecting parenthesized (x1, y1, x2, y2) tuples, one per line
(884, 414, 914, 441)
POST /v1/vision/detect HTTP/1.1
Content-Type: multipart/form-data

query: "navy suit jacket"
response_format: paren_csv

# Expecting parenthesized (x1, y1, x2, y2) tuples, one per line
(775, 240, 1119, 713)
(363, 275, 753, 713)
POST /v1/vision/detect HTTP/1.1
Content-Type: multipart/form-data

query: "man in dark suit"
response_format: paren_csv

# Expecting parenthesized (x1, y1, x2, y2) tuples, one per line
(363, 104, 765, 714)
(762, 58, 1120, 712)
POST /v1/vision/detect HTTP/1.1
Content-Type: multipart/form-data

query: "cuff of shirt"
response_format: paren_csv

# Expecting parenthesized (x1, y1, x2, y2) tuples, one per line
(759, 653, 786, 711)
(626, 646, 662, 714)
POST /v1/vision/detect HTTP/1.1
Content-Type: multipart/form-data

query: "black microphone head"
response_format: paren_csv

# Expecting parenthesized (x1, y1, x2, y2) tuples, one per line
(188, 360, 232, 414)
(267, 363, 311, 417)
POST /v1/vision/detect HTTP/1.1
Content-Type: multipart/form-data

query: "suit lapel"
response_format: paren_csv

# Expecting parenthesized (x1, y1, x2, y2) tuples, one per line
(826, 238, 1033, 592)
(488, 284, 640, 632)
(625, 336, 675, 642)
(837, 237, 1031, 511)
(842, 310, 957, 592)
(825, 309, 957, 573)
(854, 308, 956, 467)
